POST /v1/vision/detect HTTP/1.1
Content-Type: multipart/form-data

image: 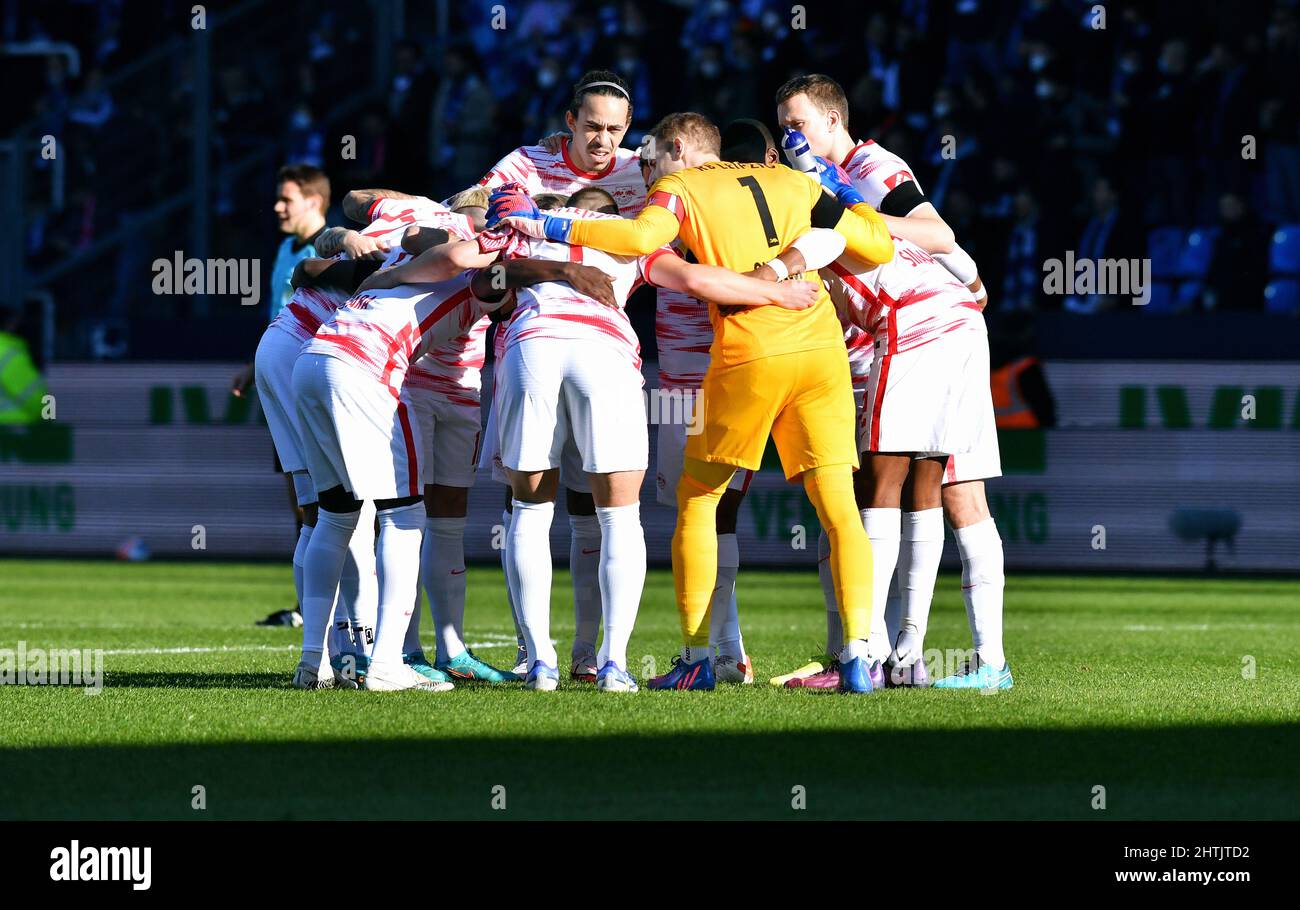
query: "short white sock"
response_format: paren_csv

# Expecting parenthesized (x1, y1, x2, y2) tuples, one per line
(568, 513, 602, 659)
(346, 508, 377, 657)
(292, 524, 312, 612)
(954, 518, 1006, 668)
(509, 500, 557, 668)
(862, 507, 901, 663)
(593, 503, 645, 669)
(817, 529, 843, 655)
(709, 532, 743, 660)
(501, 507, 526, 651)
(893, 508, 945, 661)
(371, 502, 425, 668)
(301, 508, 360, 664)
(422, 515, 468, 663)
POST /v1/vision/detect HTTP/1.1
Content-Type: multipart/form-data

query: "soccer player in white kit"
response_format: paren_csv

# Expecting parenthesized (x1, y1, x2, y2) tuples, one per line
(473, 70, 648, 680)
(481, 185, 822, 691)
(289, 211, 499, 691)
(776, 74, 1012, 690)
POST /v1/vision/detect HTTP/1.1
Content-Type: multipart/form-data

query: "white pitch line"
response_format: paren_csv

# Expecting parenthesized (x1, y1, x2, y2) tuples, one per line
(100, 637, 524, 657)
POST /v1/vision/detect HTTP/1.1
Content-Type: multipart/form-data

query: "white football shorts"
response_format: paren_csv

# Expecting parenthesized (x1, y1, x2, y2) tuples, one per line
(495, 337, 648, 477)
(292, 353, 423, 501)
(859, 331, 996, 459)
(408, 386, 481, 489)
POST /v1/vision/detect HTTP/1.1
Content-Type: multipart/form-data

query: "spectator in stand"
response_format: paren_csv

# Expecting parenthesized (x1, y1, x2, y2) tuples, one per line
(1203, 193, 1270, 311)
(1064, 177, 1142, 313)
(1003, 190, 1043, 312)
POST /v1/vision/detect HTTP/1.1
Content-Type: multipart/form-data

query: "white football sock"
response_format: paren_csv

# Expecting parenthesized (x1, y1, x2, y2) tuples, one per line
(568, 513, 602, 660)
(862, 507, 901, 663)
(884, 573, 902, 649)
(955, 518, 1006, 669)
(330, 549, 355, 661)
(501, 507, 526, 651)
(892, 508, 945, 665)
(422, 515, 468, 663)
(709, 532, 743, 660)
(509, 499, 557, 668)
(682, 644, 712, 665)
(593, 503, 645, 669)
(301, 508, 360, 665)
(818, 529, 844, 655)
(403, 587, 423, 657)
(371, 502, 425, 668)
(346, 508, 377, 657)
(292, 524, 312, 612)
(839, 637, 871, 663)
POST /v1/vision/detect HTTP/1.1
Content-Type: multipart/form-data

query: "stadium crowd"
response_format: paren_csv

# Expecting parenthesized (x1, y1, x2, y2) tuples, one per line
(3, 0, 1299, 352)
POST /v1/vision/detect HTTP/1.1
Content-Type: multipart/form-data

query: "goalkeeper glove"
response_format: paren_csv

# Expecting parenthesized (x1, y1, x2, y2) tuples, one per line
(812, 155, 866, 208)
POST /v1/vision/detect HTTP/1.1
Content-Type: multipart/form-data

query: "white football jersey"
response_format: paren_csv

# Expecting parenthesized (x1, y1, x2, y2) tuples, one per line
(269, 197, 474, 344)
(655, 287, 713, 391)
(478, 208, 673, 369)
(477, 139, 647, 216)
(305, 272, 486, 391)
(840, 139, 927, 215)
(825, 237, 984, 355)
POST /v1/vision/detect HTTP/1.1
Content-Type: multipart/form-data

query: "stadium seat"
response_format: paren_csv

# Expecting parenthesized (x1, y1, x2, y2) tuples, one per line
(1174, 280, 1203, 311)
(1143, 280, 1177, 312)
(1270, 225, 1300, 275)
(1178, 227, 1219, 278)
(1264, 279, 1300, 315)
(1147, 227, 1185, 280)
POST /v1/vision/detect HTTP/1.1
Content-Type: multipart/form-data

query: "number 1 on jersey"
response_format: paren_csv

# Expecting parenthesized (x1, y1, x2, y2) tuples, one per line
(737, 176, 780, 248)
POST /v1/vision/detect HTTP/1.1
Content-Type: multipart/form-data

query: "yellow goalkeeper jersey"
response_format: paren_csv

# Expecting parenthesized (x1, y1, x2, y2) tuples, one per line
(646, 161, 843, 367)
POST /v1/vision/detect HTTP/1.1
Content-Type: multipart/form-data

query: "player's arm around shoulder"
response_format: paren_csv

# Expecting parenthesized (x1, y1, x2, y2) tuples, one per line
(561, 177, 684, 256)
(646, 248, 816, 311)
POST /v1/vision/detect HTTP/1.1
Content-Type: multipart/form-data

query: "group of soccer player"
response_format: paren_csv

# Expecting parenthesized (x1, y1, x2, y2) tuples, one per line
(256, 68, 1012, 694)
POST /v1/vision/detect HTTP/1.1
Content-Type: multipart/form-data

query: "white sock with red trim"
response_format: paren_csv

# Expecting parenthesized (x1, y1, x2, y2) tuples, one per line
(509, 500, 557, 669)
(422, 516, 468, 663)
(594, 503, 645, 670)
(569, 513, 602, 661)
(892, 508, 945, 666)
(371, 502, 425, 669)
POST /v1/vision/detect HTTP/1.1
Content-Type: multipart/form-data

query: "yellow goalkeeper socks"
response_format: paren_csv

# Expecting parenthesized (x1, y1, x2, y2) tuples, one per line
(803, 465, 873, 643)
(672, 457, 736, 648)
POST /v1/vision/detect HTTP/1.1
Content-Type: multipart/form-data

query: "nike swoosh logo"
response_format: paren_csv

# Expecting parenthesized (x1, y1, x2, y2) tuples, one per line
(450, 568, 466, 575)
(581, 548, 600, 555)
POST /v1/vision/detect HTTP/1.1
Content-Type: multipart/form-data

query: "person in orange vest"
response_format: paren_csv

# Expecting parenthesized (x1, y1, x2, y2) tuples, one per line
(990, 315, 1056, 429)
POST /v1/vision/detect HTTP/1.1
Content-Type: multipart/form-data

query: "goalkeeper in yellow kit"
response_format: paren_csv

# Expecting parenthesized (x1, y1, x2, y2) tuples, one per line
(489, 111, 895, 693)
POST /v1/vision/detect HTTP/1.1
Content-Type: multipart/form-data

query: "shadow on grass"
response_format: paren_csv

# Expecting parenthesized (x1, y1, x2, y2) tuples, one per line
(103, 672, 290, 689)
(2, 724, 1297, 821)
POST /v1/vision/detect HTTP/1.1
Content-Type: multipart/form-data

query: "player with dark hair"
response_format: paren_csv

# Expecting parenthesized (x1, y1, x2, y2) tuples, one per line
(472, 70, 648, 681)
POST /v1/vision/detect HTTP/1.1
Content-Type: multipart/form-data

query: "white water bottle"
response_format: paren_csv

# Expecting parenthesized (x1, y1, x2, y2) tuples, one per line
(781, 127, 820, 174)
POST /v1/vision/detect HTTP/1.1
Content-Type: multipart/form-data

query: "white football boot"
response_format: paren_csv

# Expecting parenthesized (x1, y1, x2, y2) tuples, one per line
(364, 661, 454, 692)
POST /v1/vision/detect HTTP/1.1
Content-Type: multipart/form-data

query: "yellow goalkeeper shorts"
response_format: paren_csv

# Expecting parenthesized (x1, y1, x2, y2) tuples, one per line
(685, 345, 859, 481)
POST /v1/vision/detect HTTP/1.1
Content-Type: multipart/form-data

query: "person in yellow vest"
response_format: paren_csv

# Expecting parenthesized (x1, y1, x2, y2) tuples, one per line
(0, 308, 47, 425)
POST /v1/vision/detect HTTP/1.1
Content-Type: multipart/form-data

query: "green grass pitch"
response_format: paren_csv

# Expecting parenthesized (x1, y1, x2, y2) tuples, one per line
(1, 558, 1297, 820)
